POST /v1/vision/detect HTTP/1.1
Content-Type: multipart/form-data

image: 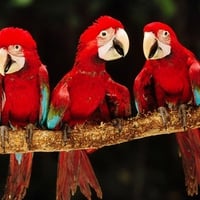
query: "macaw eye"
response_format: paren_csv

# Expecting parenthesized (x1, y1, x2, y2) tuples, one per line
(99, 30, 108, 38)
(13, 45, 22, 51)
(8, 45, 23, 56)
(14, 45, 20, 49)
(162, 31, 169, 37)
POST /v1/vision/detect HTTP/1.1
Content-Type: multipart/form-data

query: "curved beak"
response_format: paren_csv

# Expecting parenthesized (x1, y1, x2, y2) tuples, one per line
(143, 32, 158, 60)
(143, 32, 171, 60)
(0, 48, 25, 75)
(114, 28, 129, 57)
(98, 28, 129, 61)
(0, 48, 9, 76)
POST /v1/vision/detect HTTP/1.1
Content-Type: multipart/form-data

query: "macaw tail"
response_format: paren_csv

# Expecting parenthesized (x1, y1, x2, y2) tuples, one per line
(176, 129, 200, 196)
(56, 150, 102, 200)
(2, 152, 33, 200)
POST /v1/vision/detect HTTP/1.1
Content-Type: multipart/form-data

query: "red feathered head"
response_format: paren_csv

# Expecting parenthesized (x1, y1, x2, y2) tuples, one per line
(0, 27, 40, 75)
(80, 16, 124, 43)
(142, 21, 182, 60)
(0, 27, 36, 50)
(76, 15, 129, 62)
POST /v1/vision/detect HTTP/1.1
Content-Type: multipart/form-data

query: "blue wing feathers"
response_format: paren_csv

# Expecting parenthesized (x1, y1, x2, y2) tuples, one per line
(40, 85, 49, 125)
(189, 61, 200, 106)
(47, 114, 61, 129)
(39, 65, 50, 126)
(193, 88, 200, 106)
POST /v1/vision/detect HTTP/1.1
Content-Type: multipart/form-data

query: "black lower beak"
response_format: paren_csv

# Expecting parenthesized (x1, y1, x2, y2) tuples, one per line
(113, 39, 124, 57)
(148, 40, 158, 59)
(4, 54, 12, 73)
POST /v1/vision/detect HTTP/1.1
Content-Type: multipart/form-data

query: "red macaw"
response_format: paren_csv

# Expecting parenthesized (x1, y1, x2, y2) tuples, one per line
(0, 27, 50, 199)
(133, 22, 200, 196)
(47, 15, 131, 200)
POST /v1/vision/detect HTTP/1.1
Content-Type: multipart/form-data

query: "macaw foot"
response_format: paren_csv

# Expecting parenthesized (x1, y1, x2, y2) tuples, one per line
(112, 118, 122, 133)
(62, 123, 71, 144)
(0, 125, 10, 152)
(158, 106, 170, 129)
(25, 123, 37, 149)
(178, 104, 188, 129)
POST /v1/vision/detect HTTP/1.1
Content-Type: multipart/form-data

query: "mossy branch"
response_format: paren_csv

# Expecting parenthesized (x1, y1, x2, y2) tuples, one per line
(1, 106, 200, 154)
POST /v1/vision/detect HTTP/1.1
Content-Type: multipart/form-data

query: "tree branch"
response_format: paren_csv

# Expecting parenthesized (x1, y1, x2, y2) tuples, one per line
(1, 106, 200, 154)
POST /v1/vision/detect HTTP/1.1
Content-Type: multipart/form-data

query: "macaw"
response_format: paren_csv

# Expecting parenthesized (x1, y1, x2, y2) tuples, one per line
(47, 15, 131, 200)
(133, 21, 200, 196)
(0, 27, 50, 199)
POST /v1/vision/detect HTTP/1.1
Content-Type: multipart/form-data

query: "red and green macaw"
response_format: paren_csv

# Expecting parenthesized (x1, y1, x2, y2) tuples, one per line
(0, 27, 50, 199)
(47, 15, 131, 200)
(133, 22, 200, 196)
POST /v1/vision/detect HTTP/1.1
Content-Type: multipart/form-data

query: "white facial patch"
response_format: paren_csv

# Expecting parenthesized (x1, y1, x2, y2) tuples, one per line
(150, 40, 171, 60)
(143, 32, 171, 60)
(98, 36, 121, 61)
(6, 54, 25, 74)
(98, 28, 129, 61)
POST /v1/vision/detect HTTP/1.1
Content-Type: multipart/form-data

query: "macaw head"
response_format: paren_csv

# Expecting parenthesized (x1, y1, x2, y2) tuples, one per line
(77, 15, 129, 61)
(0, 27, 40, 76)
(143, 22, 178, 60)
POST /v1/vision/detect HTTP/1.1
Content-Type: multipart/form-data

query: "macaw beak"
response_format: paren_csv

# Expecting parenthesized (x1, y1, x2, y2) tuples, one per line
(0, 48, 10, 76)
(0, 48, 25, 75)
(143, 32, 171, 60)
(113, 28, 129, 57)
(143, 32, 157, 59)
(98, 28, 129, 61)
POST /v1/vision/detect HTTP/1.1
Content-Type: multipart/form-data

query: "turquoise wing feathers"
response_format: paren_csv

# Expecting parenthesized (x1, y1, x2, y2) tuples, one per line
(188, 59, 200, 106)
(39, 64, 50, 126)
(47, 78, 70, 129)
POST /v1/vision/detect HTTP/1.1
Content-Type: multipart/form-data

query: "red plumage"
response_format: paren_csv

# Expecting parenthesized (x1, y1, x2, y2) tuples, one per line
(3, 153, 33, 200)
(47, 15, 131, 200)
(0, 27, 49, 199)
(134, 22, 200, 196)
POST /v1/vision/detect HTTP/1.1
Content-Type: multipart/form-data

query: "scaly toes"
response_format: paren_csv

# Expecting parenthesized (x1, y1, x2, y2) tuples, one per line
(178, 104, 188, 129)
(62, 123, 71, 144)
(0, 125, 10, 152)
(25, 123, 37, 149)
(112, 118, 122, 133)
(158, 106, 170, 128)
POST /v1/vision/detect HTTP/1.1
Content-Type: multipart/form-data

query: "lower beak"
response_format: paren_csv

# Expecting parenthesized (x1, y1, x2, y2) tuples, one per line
(113, 38, 124, 57)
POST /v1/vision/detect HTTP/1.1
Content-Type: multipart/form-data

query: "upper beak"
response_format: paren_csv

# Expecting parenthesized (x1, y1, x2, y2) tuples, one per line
(143, 32, 158, 60)
(114, 28, 129, 57)
(0, 48, 10, 76)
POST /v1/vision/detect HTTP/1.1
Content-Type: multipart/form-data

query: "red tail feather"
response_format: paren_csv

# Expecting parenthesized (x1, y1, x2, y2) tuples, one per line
(2, 153, 33, 200)
(56, 150, 102, 200)
(176, 129, 200, 196)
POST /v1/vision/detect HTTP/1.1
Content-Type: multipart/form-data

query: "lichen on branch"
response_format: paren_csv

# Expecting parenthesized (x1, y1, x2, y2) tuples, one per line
(1, 106, 200, 154)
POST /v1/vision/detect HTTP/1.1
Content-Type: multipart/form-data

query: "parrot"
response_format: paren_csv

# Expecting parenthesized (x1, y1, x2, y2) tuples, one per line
(47, 15, 131, 200)
(0, 27, 50, 199)
(133, 21, 200, 196)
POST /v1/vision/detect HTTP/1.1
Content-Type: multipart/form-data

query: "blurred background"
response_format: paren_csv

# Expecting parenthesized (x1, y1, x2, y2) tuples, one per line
(0, 0, 199, 199)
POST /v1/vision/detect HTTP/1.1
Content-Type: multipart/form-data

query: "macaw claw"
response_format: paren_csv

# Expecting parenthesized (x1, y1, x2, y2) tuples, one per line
(178, 104, 188, 130)
(62, 123, 71, 144)
(158, 106, 170, 129)
(0, 125, 10, 152)
(25, 123, 37, 149)
(112, 118, 122, 133)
